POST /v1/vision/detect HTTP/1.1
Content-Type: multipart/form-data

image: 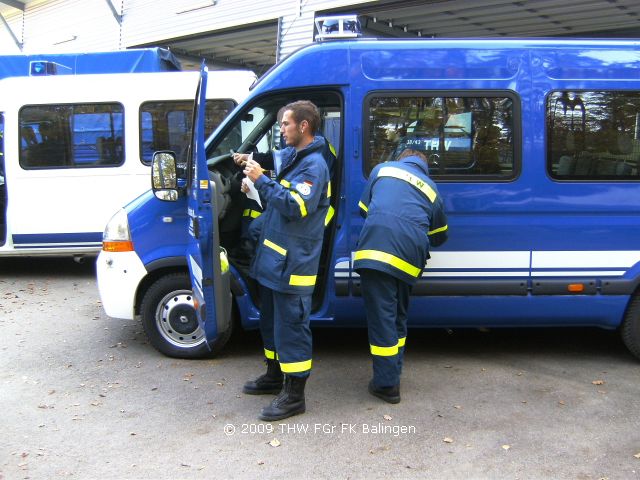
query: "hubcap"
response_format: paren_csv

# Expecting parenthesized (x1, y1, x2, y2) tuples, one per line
(155, 289, 205, 348)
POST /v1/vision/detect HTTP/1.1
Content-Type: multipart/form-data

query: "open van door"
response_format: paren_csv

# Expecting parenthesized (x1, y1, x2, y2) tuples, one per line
(185, 63, 233, 353)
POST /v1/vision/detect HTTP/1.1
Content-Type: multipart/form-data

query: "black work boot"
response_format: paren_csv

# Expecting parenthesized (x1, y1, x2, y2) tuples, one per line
(368, 380, 401, 404)
(242, 359, 283, 395)
(259, 375, 307, 421)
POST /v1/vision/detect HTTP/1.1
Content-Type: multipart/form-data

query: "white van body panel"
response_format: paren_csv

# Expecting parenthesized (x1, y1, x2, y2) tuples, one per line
(0, 70, 254, 256)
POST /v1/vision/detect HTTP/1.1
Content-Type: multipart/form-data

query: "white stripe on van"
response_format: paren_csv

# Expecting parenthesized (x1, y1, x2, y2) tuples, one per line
(340, 250, 640, 279)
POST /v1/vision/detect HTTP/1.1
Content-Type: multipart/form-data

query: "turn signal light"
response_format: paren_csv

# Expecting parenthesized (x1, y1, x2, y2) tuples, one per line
(102, 241, 134, 252)
(567, 283, 584, 293)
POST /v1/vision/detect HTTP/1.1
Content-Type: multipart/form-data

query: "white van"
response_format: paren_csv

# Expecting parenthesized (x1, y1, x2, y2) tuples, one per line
(0, 70, 255, 257)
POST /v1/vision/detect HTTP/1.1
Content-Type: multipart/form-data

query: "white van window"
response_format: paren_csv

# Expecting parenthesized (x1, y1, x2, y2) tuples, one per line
(547, 91, 640, 180)
(140, 100, 236, 164)
(19, 103, 124, 168)
(366, 94, 516, 178)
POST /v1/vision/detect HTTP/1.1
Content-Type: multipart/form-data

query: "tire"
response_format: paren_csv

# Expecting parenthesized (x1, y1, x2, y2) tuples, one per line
(620, 293, 640, 361)
(140, 272, 233, 359)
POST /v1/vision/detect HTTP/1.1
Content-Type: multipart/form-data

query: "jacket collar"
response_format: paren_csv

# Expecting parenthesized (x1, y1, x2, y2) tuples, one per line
(278, 135, 326, 179)
(399, 155, 430, 176)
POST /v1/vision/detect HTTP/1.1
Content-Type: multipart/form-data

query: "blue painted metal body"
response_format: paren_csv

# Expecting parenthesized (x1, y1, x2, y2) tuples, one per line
(129, 38, 640, 336)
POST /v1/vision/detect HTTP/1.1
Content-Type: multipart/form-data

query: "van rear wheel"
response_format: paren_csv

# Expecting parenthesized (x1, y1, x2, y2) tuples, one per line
(140, 272, 228, 359)
(621, 293, 640, 361)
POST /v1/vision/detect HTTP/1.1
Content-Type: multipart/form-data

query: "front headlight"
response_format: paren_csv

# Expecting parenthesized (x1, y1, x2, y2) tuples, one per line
(102, 208, 133, 252)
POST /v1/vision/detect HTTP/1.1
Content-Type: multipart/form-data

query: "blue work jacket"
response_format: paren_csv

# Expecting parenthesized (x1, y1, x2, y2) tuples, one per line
(354, 155, 449, 285)
(250, 136, 331, 294)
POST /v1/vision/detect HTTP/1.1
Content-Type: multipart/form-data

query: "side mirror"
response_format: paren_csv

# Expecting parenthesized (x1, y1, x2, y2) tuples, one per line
(152, 151, 179, 201)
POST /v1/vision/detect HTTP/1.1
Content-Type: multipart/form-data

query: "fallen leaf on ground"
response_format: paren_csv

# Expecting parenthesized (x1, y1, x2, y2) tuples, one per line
(634, 452, 640, 459)
(383, 414, 392, 421)
(502, 445, 511, 450)
(592, 380, 605, 385)
(269, 438, 281, 447)
(443, 437, 454, 443)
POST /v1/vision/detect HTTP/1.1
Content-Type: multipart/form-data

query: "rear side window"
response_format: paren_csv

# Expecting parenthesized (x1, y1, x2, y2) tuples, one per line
(547, 91, 640, 180)
(365, 93, 517, 179)
(19, 103, 124, 169)
(140, 99, 236, 164)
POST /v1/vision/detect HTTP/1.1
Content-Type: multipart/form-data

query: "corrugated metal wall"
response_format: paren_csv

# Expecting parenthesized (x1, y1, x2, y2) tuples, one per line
(0, 0, 374, 57)
(2, 0, 121, 53)
(121, 0, 284, 47)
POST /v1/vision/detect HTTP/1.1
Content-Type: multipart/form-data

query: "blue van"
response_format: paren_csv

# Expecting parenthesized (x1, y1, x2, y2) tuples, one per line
(97, 34, 640, 361)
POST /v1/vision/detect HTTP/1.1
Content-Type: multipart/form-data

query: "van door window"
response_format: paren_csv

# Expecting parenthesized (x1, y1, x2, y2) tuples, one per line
(140, 100, 236, 165)
(19, 103, 124, 169)
(366, 94, 517, 179)
(547, 91, 640, 180)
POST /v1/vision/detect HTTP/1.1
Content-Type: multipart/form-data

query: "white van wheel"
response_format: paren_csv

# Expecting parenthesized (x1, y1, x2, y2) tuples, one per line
(140, 273, 210, 359)
(621, 294, 640, 361)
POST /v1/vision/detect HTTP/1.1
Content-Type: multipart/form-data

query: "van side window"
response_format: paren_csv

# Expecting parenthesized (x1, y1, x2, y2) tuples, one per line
(547, 91, 640, 180)
(366, 94, 516, 179)
(140, 100, 236, 164)
(19, 103, 124, 169)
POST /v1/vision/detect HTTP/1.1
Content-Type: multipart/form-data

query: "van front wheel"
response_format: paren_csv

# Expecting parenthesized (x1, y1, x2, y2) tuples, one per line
(140, 272, 214, 359)
(621, 293, 640, 361)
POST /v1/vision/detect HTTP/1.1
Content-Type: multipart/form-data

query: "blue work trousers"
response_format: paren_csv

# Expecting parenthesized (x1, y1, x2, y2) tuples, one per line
(360, 268, 411, 388)
(259, 283, 312, 378)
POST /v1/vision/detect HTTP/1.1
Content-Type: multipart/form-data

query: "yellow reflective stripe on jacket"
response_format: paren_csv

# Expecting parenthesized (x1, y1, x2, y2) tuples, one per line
(358, 201, 368, 213)
(370, 344, 399, 356)
(378, 166, 437, 203)
(263, 239, 287, 256)
(289, 191, 307, 217)
(397, 337, 406, 348)
(243, 209, 261, 219)
(264, 348, 276, 360)
(289, 274, 317, 286)
(280, 179, 291, 188)
(280, 359, 312, 373)
(429, 224, 448, 235)
(329, 143, 337, 158)
(324, 206, 335, 227)
(354, 249, 421, 278)
(327, 181, 331, 198)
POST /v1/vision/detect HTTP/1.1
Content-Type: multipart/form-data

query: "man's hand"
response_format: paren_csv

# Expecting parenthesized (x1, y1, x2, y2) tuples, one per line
(233, 152, 250, 167)
(243, 159, 264, 183)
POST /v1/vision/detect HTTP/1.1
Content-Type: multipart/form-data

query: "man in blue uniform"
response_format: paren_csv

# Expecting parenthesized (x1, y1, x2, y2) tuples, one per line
(354, 148, 448, 404)
(241, 100, 330, 421)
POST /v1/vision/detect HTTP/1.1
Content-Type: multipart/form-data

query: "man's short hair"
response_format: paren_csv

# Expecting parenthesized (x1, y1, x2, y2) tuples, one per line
(283, 100, 321, 133)
(397, 148, 428, 163)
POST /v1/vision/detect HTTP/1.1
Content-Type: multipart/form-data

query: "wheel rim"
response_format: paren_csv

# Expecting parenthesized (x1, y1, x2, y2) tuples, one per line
(155, 289, 206, 348)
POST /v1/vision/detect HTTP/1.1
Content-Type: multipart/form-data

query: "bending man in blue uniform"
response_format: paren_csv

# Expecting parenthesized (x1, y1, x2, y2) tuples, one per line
(241, 100, 330, 421)
(354, 148, 448, 404)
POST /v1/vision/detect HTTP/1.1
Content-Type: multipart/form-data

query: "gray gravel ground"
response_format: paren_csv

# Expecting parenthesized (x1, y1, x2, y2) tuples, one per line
(1, 257, 640, 480)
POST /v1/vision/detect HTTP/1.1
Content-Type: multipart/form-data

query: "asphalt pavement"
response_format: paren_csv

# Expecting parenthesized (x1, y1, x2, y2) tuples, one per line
(1, 257, 640, 480)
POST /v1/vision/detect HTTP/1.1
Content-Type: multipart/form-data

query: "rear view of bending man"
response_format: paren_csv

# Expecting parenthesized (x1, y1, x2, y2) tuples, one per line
(241, 100, 330, 421)
(354, 148, 448, 404)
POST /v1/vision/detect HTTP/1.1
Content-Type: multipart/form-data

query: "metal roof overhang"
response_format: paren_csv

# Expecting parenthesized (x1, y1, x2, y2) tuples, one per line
(143, 0, 639, 72)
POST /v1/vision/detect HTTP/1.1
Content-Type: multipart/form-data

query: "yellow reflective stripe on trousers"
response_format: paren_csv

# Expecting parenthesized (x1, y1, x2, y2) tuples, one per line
(378, 166, 437, 203)
(264, 348, 276, 360)
(370, 344, 399, 356)
(429, 224, 448, 235)
(243, 209, 261, 219)
(358, 201, 368, 213)
(354, 249, 421, 278)
(289, 274, 317, 286)
(397, 337, 406, 348)
(263, 239, 287, 256)
(327, 181, 332, 198)
(289, 190, 307, 217)
(280, 359, 312, 373)
(280, 179, 291, 188)
(324, 205, 335, 226)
